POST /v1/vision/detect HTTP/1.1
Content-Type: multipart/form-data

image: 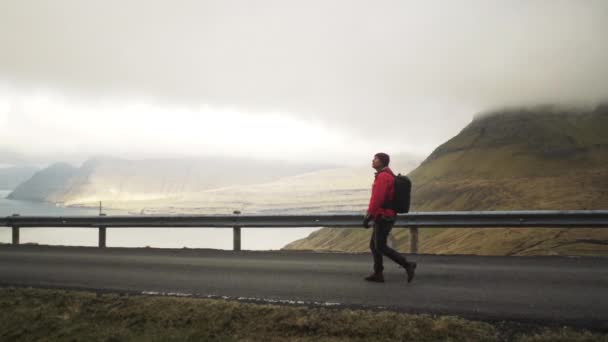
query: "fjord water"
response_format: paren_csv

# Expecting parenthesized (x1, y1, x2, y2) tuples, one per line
(0, 190, 320, 250)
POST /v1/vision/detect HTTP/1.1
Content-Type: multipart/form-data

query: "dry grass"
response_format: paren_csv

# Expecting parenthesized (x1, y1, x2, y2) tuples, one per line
(1, 287, 606, 341)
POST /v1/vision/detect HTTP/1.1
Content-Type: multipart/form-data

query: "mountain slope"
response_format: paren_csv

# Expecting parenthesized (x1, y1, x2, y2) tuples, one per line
(283, 104, 608, 256)
(0, 166, 39, 190)
(7, 163, 78, 202)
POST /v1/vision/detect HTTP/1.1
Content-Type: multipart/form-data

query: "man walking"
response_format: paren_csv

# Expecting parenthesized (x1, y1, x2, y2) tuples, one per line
(363, 152, 416, 283)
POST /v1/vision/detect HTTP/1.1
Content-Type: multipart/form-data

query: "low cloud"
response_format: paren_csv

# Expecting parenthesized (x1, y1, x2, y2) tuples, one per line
(1, 0, 607, 162)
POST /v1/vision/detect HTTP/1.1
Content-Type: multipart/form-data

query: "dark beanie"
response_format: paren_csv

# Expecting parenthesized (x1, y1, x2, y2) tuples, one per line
(374, 152, 390, 167)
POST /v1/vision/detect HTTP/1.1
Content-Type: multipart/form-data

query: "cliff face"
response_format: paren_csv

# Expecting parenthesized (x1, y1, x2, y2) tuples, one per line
(283, 104, 608, 256)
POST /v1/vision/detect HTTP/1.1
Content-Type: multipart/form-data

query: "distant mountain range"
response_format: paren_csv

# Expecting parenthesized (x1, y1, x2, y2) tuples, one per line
(6, 155, 336, 206)
(283, 104, 608, 256)
(6, 153, 422, 215)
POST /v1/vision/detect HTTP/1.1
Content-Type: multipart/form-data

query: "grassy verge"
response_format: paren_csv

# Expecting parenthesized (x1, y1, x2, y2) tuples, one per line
(0, 287, 605, 341)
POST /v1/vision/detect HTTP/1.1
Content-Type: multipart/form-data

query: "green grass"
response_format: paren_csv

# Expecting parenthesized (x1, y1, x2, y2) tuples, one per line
(1, 287, 606, 341)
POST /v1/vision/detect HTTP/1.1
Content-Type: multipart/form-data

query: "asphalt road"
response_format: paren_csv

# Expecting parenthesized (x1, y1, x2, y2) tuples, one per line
(1, 244, 607, 330)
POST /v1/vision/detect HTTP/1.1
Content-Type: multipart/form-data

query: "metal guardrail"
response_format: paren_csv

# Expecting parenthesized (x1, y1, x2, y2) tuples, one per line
(2, 210, 608, 253)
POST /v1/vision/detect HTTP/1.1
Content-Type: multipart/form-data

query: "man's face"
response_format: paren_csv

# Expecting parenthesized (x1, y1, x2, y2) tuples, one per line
(372, 157, 384, 169)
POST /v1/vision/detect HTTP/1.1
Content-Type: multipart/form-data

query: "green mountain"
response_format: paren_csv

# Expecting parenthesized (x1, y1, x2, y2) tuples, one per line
(283, 104, 608, 256)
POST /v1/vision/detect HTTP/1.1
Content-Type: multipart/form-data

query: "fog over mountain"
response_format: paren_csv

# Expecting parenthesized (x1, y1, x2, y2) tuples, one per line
(1, 1, 607, 165)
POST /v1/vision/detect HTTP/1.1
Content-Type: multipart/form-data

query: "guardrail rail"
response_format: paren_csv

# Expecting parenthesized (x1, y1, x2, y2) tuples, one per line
(2, 210, 608, 252)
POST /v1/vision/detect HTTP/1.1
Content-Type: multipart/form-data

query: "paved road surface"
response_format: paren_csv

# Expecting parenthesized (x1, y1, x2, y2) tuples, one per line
(1, 245, 606, 330)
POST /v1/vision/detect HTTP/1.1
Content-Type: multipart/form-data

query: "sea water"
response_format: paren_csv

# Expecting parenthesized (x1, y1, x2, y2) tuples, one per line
(0, 190, 320, 250)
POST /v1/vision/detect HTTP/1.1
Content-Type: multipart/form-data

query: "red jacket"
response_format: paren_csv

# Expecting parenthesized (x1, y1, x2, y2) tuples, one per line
(367, 167, 396, 220)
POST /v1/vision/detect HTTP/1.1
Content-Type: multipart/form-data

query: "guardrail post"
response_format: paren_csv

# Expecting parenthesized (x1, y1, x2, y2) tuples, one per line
(98, 213, 106, 248)
(409, 226, 419, 254)
(12, 227, 19, 245)
(11, 214, 20, 245)
(233, 210, 241, 251)
(233, 227, 241, 251)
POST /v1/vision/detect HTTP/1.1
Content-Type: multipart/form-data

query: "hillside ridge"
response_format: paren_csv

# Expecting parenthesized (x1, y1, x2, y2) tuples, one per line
(283, 105, 608, 256)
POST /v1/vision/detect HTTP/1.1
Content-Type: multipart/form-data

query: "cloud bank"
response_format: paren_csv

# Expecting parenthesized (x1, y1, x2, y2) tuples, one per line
(1, 0, 607, 163)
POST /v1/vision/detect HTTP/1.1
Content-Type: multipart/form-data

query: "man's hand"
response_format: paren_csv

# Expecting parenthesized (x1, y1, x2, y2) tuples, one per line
(363, 214, 372, 229)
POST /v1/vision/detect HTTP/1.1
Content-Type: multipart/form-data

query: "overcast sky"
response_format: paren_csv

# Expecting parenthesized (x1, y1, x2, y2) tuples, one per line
(1, 0, 607, 166)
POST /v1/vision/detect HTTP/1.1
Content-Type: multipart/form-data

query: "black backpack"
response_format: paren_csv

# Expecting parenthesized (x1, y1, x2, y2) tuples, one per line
(383, 173, 412, 213)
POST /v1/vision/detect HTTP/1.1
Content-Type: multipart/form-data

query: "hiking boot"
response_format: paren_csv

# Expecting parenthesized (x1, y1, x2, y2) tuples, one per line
(364, 272, 385, 283)
(404, 262, 417, 283)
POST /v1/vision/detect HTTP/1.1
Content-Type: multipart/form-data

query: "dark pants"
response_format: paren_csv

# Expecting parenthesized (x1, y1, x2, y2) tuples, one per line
(370, 216, 408, 273)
